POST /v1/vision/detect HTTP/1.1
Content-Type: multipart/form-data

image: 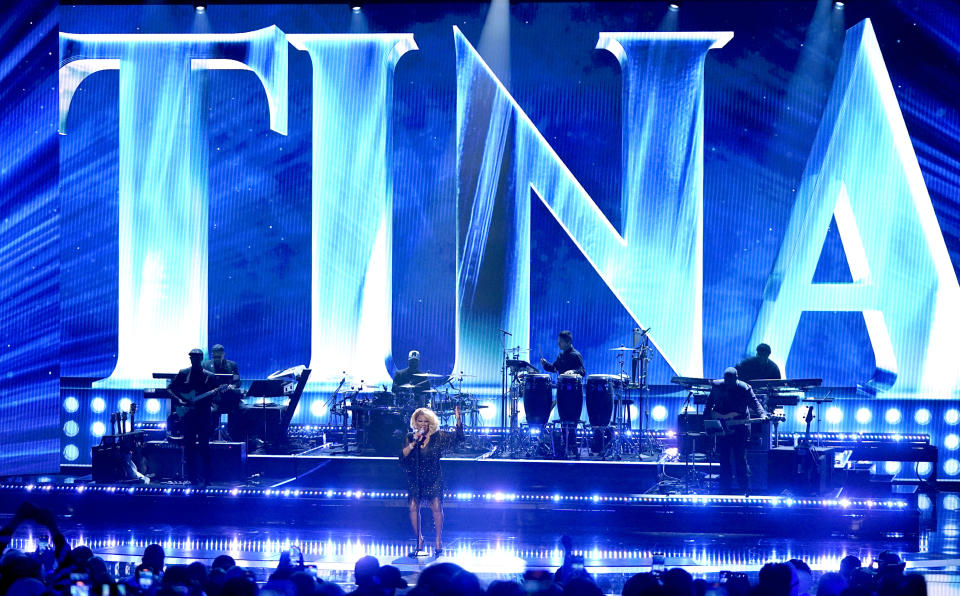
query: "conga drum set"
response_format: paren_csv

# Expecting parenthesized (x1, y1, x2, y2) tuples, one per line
(494, 330, 653, 460)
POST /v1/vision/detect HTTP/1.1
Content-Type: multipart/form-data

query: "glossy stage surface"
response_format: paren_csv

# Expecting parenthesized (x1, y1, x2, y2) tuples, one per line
(3, 491, 958, 595)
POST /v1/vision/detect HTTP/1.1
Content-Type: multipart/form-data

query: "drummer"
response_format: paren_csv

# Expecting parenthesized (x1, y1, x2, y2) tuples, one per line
(393, 350, 432, 394)
(540, 330, 585, 377)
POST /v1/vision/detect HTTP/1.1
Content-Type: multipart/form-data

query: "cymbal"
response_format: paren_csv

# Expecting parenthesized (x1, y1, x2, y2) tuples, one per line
(609, 346, 637, 351)
(450, 373, 477, 378)
(413, 372, 446, 378)
(422, 389, 439, 394)
(397, 383, 418, 389)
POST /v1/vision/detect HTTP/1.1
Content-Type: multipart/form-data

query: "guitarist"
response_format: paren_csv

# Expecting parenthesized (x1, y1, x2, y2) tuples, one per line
(704, 367, 767, 495)
(168, 348, 220, 486)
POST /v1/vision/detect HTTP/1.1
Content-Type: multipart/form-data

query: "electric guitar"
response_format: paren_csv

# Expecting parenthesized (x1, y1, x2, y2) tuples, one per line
(167, 385, 227, 419)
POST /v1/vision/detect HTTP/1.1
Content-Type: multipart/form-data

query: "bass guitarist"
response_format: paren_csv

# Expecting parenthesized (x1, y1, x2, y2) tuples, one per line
(704, 367, 768, 495)
(167, 348, 221, 487)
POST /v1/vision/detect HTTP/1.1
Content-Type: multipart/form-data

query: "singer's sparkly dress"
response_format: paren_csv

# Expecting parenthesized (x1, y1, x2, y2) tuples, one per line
(400, 425, 464, 500)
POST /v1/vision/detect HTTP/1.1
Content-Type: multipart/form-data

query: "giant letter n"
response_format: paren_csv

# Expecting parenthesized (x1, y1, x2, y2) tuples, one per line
(455, 27, 731, 384)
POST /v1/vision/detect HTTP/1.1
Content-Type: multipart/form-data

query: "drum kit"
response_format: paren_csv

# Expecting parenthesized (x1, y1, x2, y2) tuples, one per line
(324, 328, 657, 460)
(329, 372, 486, 456)
(493, 328, 657, 460)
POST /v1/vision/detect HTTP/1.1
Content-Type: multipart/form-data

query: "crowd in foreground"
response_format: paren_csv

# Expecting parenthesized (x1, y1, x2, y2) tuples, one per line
(0, 502, 928, 596)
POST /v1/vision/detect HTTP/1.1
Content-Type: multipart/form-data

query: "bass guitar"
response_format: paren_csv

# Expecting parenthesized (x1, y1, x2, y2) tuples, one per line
(704, 411, 767, 436)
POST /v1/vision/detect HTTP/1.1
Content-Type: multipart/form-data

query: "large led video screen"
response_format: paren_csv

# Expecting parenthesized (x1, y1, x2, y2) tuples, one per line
(4, 1, 960, 471)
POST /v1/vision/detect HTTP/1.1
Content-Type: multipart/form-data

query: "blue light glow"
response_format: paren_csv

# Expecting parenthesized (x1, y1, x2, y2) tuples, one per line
(946, 409, 960, 425)
(855, 408, 872, 424)
(884, 408, 901, 424)
(310, 400, 327, 417)
(914, 408, 931, 425)
(63, 421, 79, 437)
(63, 396, 80, 413)
(63, 444, 79, 461)
(825, 406, 842, 424)
(119, 397, 132, 412)
(883, 461, 900, 475)
(944, 458, 959, 476)
(91, 397, 106, 413)
(651, 405, 668, 422)
(91, 421, 106, 437)
(145, 398, 161, 415)
(945, 434, 959, 450)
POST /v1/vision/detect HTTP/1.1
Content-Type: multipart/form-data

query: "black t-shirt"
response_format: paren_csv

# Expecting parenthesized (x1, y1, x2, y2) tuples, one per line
(735, 356, 781, 382)
(393, 366, 430, 393)
(202, 358, 240, 386)
(543, 347, 585, 376)
(704, 380, 765, 419)
(168, 365, 219, 413)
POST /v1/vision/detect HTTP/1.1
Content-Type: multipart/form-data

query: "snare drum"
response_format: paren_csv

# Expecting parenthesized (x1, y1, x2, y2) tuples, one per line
(585, 374, 621, 427)
(556, 374, 584, 422)
(522, 373, 553, 425)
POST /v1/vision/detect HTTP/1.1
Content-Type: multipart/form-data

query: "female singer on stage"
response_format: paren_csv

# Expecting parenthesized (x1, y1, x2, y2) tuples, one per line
(400, 405, 463, 558)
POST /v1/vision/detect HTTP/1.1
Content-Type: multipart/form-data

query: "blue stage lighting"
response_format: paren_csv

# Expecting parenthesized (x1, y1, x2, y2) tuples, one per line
(944, 458, 960, 476)
(63, 421, 79, 437)
(917, 461, 932, 476)
(945, 495, 960, 511)
(145, 398, 161, 415)
(883, 461, 900, 475)
(945, 434, 960, 450)
(91, 397, 106, 413)
(884, 408, 901, 424)
(946, 409, 960, 425)
(119, 397, 132, 412)
(914, 408, 931, 425)
(63, 396, 80, 413)
(480, 402, 498, 422)
(651, 405, 667, 422)
(825, 406, 842, 424)
(855, 408, 872, 424)
(310, 400, 327, 417)
(91, 421, 106, 437)
(63, 444, 79, 461)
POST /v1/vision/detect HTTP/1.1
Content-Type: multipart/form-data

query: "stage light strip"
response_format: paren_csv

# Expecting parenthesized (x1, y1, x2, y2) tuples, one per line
(132, 422, 927, 444)
(2, 483, 910, 509)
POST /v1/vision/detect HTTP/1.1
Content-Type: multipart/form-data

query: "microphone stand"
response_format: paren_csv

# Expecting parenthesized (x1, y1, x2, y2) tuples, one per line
(498, 328, 511, 429)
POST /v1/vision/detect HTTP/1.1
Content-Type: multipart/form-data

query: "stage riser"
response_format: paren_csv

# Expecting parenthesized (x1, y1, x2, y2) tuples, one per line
(246, 454, 896, 497)
(0, 491, 919, 545)
(249, 456, 673, 494)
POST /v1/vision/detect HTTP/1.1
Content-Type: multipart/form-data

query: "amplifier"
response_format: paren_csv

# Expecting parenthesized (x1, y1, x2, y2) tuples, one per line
(141, 440, 246, 483)
(141, 440, 182, 481)
(766, 446, 837, 496)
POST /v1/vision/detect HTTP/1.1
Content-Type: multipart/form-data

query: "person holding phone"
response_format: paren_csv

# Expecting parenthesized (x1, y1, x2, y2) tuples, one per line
(400, 406, 463, 558)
